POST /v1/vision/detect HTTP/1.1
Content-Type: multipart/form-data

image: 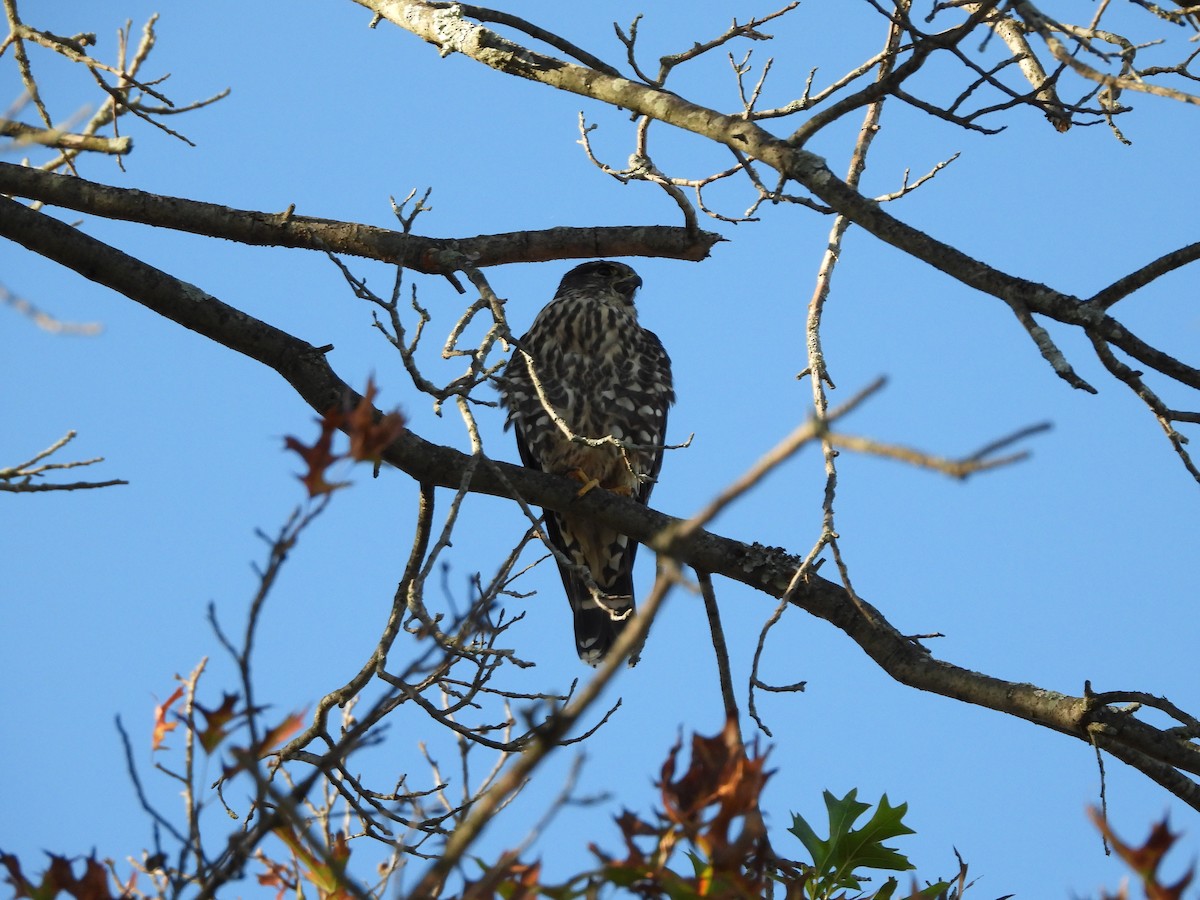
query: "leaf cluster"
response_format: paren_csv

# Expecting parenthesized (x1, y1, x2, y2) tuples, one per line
(283, 377, 407, 497)
(459, 720, 961, 900)
(788, 789, 946, 900)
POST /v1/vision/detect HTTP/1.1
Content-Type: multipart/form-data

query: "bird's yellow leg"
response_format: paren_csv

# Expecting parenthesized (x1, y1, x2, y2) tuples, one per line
(566, 467, 601, 497)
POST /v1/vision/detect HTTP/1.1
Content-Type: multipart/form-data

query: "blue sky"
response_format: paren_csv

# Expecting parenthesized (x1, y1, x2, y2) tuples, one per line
(4, 2, 1199, 896)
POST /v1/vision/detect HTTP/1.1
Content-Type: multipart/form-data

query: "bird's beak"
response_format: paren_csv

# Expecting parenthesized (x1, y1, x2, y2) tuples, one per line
(615, 272, 642, 298)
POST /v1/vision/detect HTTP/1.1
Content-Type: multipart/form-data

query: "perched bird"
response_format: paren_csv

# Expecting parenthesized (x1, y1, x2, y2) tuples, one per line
(499, 261, 674, 664)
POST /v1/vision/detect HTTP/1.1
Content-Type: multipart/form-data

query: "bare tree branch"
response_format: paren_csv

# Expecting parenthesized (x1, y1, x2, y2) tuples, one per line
(0, 162, 721, 269)
(359, 0, 1200, 476)
(4, 190, 1198, 815)
(0, 281, 103, 334)
(0, 429, 127, 492)
(0, 118, 132, 153)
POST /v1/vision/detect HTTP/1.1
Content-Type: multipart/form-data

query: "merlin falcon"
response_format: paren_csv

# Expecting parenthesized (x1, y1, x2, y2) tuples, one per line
(499, 261, 674, 664)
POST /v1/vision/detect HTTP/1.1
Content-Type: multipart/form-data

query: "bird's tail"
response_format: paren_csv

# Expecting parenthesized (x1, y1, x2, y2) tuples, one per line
(568, 579, 636, 665)
(543, 510, 644, 665)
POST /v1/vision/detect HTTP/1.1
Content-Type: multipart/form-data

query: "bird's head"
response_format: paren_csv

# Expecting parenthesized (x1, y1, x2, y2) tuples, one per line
(557, 260, 643, 306)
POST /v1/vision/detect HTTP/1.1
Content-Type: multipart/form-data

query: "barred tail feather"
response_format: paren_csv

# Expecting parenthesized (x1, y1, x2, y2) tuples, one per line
(566, 574, 634, 665)
(543, 511, 640, 665)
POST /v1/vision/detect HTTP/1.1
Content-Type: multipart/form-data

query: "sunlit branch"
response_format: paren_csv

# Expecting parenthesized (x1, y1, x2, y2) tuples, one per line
(0, 281, 103, 334)
(826, 425, 1049, 479)
(1013, 0, 1200, 106)
(966, 1, 1071, 129)
(426, 2, 622, 77)
(0, 117, 132, 153)
(0, 429, 127, 492)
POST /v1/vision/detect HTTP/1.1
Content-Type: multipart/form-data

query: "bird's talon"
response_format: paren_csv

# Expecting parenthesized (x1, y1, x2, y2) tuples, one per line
(566, 468, 601, 497)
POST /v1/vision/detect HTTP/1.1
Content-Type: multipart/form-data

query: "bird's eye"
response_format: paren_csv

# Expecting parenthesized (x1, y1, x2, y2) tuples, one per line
(598, 264, 615, 277)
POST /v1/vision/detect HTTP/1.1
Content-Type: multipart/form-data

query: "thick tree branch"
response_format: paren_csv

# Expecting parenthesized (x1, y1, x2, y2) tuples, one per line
(4, 192, 1198, 810)
(0, 163, 721, 270)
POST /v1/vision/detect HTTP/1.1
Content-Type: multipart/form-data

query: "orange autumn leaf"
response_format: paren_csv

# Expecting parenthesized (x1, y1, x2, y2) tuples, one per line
(257, 709, 306, 758)
(152, 685, 185, 752)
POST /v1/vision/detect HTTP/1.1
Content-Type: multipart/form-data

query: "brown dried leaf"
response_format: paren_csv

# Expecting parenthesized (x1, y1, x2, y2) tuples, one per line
(70, 857, 114, 900)
(195, 692, 240, 754)
(13, 854, 118, 900)
(344, 377, 406, 463)
(0, 852, 35, 897)
(284, 413, 347, 498)
(660, 717, 768, 850)
(1091, 809, 1195, 900)
(284, 379, 404, 495)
